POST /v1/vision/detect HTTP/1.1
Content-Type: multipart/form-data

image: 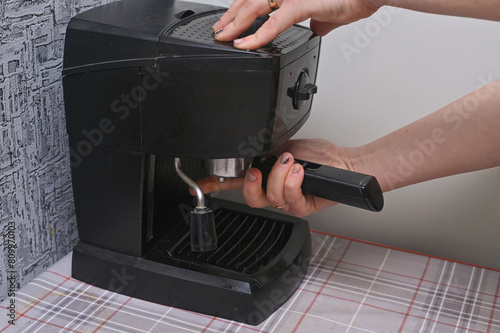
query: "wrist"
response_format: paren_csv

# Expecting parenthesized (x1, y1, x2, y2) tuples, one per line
(362, 0, 388, 10)
(344, 146, 367, 174)
(346, 144, 393, 193)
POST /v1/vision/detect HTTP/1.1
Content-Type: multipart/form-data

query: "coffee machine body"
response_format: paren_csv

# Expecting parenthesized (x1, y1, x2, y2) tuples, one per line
(63, 0, 320, 325)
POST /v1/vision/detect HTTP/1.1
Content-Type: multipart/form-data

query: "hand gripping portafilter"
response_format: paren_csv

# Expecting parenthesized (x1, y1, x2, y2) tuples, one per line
(204, 155, 384, 212)
(174, 158, 217, 252)
(252, 155, 384, 212)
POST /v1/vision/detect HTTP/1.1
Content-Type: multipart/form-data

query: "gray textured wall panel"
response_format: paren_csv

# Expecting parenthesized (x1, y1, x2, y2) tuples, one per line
(0, 0, 115, 301)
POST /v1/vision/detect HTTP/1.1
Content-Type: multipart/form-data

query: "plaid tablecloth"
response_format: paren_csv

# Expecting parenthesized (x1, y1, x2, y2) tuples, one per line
(1, 231, 499, 332)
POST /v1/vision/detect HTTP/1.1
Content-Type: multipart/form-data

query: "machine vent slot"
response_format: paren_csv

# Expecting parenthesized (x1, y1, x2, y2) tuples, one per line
(146, 207, 293, 275)
(166, 11, 315, 54)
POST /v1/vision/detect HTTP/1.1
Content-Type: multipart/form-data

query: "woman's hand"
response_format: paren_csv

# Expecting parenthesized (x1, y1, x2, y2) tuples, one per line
(196, 139, 357, 217)
(212, 0, 381, 49)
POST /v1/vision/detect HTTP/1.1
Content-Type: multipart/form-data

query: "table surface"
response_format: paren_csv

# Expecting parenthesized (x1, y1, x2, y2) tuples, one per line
(1, 231, 500, 333)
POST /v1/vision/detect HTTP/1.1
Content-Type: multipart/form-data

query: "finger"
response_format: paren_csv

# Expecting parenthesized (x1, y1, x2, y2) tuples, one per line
(283, 163, 339, 217)
(265, 152, 294, 207)
(194, 176, 244, 194)
(215, 0, 273, 42)
(213, 0, 247, 31)
(242, 168, 270, 208)
(231, 6, 297, 49)
(309, 20, 343, 36)
(281, 163, 308, 215)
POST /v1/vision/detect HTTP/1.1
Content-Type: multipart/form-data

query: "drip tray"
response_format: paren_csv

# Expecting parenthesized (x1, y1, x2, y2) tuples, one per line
(72, 199, 311, 325)
(145, 207, 293, 277)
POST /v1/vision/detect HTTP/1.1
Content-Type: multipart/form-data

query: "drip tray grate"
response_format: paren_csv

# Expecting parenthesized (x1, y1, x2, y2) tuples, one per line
(145, 207, 293, 275)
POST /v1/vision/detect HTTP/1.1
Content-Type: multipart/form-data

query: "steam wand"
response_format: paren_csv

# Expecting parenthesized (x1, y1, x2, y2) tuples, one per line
(174, 158, 217, 252)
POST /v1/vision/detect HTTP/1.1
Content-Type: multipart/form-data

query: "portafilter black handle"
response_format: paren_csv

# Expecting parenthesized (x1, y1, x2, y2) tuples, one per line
(252, 155, 384, 212)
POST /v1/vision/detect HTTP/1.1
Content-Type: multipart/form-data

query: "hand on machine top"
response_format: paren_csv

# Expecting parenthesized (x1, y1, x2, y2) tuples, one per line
(212, 0, 380, 50)
(212, 0, 500, 50)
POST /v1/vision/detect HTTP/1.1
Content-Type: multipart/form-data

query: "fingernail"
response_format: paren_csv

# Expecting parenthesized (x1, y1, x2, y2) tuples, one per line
(280, 153, 291, 165)
(212, 20, 220, 30)
(292, 164, 301, 174)
(233, 38, 244, 45)
(247, 170, 257, 183)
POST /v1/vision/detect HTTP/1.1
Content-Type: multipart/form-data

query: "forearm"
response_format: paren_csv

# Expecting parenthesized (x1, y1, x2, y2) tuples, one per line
(370, 0, 500, 21)
(351, 79, 500, 192)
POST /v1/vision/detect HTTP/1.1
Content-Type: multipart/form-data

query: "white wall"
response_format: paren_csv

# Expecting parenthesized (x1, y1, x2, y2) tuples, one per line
(296, 8, 500, 269)
(197, 0, 500, 269)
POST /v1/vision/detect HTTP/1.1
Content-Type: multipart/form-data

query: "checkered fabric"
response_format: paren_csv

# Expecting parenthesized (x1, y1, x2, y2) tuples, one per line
(2, 231, 499, 332)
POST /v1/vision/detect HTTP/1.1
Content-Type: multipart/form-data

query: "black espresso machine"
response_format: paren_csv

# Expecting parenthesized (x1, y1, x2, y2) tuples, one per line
(62, 0, 383, 325)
